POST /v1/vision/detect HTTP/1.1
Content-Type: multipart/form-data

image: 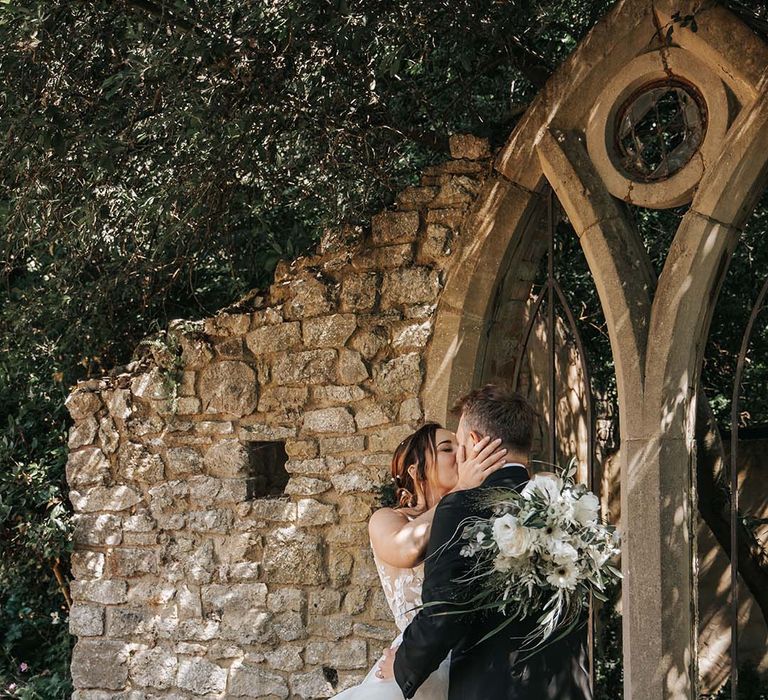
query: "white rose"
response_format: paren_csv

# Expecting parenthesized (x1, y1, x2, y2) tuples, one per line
(492, 514, 533, 559)
(573, 492, 600, 525)
(521, 473, 563, 502)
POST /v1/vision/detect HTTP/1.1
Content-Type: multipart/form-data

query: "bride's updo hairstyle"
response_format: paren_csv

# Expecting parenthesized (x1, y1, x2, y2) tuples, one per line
(390, 422, 441, 508)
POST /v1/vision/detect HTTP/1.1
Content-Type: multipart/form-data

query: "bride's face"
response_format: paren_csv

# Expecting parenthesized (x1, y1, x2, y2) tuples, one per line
(427, 428, 459, 497)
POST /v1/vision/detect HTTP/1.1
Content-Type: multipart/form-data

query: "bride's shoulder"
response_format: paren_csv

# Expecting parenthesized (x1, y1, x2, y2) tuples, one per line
(368, 506, 416, 534)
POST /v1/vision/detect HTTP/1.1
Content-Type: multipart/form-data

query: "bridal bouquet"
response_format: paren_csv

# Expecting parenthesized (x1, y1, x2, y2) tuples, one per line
(456, 461, 621, 657)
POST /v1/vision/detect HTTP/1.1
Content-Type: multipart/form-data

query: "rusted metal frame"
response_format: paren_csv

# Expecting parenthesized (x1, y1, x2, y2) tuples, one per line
(729, 275, 768, 700)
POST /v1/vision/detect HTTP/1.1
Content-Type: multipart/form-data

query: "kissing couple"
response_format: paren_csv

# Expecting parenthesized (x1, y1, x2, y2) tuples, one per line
(331, 384, 592, 700)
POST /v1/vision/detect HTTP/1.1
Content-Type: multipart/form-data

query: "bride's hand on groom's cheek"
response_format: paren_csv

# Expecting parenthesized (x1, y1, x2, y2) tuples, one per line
(375, 645, 397, 680)
(453, 436, 507, 492)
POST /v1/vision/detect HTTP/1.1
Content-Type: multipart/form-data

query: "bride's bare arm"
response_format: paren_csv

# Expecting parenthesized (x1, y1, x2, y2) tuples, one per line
(369, 507, 436, 569)
(368, 437, 508, 569)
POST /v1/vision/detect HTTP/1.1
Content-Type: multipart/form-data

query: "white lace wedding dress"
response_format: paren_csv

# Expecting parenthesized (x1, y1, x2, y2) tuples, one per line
(330, 549, 450, 699)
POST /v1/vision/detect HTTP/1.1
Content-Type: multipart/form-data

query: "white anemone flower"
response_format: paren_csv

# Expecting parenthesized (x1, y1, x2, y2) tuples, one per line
(546, 560, 579, 590)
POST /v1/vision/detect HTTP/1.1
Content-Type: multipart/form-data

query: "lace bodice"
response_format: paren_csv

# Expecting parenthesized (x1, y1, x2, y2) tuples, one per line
(373, 550, 425, 632)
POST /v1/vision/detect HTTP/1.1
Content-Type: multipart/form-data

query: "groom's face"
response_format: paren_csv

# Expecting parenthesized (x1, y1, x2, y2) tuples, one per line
(456, 413, 478, 453)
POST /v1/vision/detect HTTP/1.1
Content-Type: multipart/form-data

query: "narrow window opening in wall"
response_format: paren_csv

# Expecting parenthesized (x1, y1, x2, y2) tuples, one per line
(246, 441, 289, 499)
(322, 667, 339, 688)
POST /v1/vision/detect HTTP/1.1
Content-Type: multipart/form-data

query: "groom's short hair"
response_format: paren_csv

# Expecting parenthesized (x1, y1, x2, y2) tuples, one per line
(452, 384, 536, 453)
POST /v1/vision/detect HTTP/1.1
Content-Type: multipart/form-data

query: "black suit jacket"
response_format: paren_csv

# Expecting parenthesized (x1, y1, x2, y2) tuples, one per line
(393, 466, 592, 700)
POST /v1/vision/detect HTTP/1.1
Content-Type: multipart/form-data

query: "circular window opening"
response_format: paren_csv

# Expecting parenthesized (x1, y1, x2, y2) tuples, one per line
(615, 79, 707, 183)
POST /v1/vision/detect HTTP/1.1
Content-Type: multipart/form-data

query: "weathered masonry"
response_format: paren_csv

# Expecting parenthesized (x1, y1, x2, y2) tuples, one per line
(66, 0, 768, 698)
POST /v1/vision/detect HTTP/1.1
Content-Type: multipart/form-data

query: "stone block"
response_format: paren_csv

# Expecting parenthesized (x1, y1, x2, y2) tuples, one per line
(273, 611, 306, 642)
(353, 622, 394, 641)
(203, 438, 248, 477)
(98, 417, 119, 455)
(258, 386, 309, 414)
(129, 646, 178, 690)
(117, 443, 165, 483)
(204, 312, 251, 335)
(176, 658, 227, 695)
(343, 587, 369, 615)
(272, 349, 337, 385)
(199, 360, 258, 416)
(262, 527, 326, 585)
(131, 368, 173, 401)
(339, 273, 378, 312)
(307, 613, 353, 641)
(188, 474, 222, 507)
(267, 588, 306, 613)
(349, 327, 387, 360)
(302, 407, 355, 435)
(252, 307, 283, 327)
(70, 486, 142, 513)
(165, 446, 203, 478)
(290, 669, 335, 699)
(338, 496, 374, 523)
(391, 320, 432, 351)
(265, 645, 304, 672)
(284, 476, 331, 497)
(65, 390, 102, 421)
(71, 639, 129, 690)
(249, 498, 297, 522)
(337, 349, 369, 384)
(284, 438, 318, 459)
(309, 589, 342, 615)
(188, 509, 234, 533)
(306, 639, 367, 669)
(328, 549, 354, 587)
(70, 551, 105, 580)
(374, 353, 422, 396)
(73, 514, 122, 547)
(381, 268, 441, 307)
(103, 390, 132, 422)
(220, 609, 276, 645)
(69, 603, 104, 636)
(368, 424, 415, 452)
(105, 606, 151, 637)
(201, 583, 268, 614)
(302, 314, 357, 347)
(449, 133, 491, 160)
(350, 243, 414, 271)
(399, 397, 423, 423)
(127, 580, 175, 606)
(108, 548, 158, 577)
(353, 402, 392, 429)
(66, 447, 111, 489)
(179, 334, 215, 370)
(311, 385, 366, 405)
(246, 322, 302, 354)
(175, 396, 201, 414)
(195, 420, 235, 434)
(331, 471, 375, 493)
(297, 499, 338, 526)
(285, 457, 344, 477)
(175, 618, 220, 642)
(68, 416, 98, 449)
(371, 210, 419, 246)
(283, 276, 334, 320)
(239, 423, 296, 441)
(318, 435, 366, 454)
(229, 663, 289, 698)
(396, 185, 439, 209)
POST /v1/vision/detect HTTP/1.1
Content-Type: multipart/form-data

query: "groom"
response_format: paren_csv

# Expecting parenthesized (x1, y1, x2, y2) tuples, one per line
(379, 385, 592, 700)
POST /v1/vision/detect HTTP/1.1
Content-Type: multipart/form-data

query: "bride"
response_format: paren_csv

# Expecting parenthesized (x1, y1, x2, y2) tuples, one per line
(331, 421, 508, 699)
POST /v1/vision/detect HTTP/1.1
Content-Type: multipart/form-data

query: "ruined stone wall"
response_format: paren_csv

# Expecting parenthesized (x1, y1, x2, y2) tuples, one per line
(64, 135, 494, 700)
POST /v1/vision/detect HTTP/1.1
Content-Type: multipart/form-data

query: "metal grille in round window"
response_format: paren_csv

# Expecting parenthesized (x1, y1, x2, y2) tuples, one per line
(615, 79, 707, 183)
